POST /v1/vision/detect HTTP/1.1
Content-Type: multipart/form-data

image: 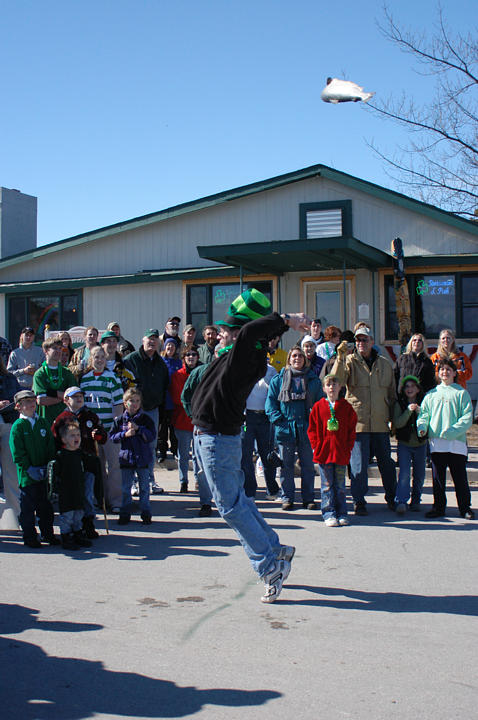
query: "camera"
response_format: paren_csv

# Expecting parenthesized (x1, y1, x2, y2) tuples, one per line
(266, 450, 283, 468)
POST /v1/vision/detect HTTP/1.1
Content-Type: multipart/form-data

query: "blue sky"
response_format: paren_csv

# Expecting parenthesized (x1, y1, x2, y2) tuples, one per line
(0, 0, 475, 247)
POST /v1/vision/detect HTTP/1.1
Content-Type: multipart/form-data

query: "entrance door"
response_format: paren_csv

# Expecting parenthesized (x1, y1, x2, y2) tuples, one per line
(304, 280, 353, 329)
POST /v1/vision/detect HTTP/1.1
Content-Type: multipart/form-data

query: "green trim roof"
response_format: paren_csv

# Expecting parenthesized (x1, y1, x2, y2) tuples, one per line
(0, 164, 477, 270)
(197, 237, 391, 273)
(0, 266, 237, 294)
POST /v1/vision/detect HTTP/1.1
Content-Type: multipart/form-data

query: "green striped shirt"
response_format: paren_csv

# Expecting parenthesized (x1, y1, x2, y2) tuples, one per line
(80, 370, 123, 430)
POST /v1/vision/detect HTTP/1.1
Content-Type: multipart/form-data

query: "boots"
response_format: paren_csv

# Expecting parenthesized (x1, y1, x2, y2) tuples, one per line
(73, 530, 92, 548)
(61, 533, 79, 551)
(82, 516, 99, 539)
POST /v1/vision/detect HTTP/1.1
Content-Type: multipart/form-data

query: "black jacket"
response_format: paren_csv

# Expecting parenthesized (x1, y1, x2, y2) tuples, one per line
(191, 313, 288, 435)
(123, 347, 169, 411)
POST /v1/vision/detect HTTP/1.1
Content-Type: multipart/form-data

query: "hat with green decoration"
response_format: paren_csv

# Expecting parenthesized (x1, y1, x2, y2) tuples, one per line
(216, 288, 271, 328)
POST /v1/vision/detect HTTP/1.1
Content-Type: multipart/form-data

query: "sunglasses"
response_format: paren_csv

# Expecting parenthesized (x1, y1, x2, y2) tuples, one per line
(185, 352, 198, 357)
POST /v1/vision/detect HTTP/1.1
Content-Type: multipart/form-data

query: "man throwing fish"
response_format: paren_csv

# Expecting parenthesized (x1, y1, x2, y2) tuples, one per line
(190, 288, 310, 603)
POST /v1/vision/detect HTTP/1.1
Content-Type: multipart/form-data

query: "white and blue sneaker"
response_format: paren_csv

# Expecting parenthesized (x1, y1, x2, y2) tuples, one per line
(261, 559, 291, 603)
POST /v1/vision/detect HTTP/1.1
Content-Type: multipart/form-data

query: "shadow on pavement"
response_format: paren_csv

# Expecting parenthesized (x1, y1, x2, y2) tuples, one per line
(280, 586, 478, 615)
(0, 604, 280, 720)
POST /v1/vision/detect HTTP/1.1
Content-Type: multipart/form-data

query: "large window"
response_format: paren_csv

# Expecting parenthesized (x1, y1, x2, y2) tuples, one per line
(8, 292, 82, 346)
(385, 272, 478, 339)
(187, 281, 272, 340)
(299, 201, 353, 239)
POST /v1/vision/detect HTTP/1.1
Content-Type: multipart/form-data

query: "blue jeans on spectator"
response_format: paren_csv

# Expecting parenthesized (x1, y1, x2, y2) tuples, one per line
(59, 509, 83, 534)
(193, 434, 213, 506)
(84, 471, 96, 518)
(319, 463, 347, 520)
(195, 430, 281, 577)
(143, 407, 159, 484)
(241, 410, 280, 497)
(396, 443, 426, 505)
(120, 467, 151, 518)
(350, 432, 397, 506)
(175, 429, 199, 487)
(278, 436, 315, 504)
(19, 482, 54, 542)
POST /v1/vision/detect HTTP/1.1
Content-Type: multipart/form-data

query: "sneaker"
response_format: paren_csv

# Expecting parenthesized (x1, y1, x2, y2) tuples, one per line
(41, 534, 61, 546)
(24, 537, 41, 549)
(281, 500, 294, 511)
(132, 483, 139, 497)
(324, 517, 339, 527)
(408, 502, 421, 512)
(303, 501, 317, 510)
(460, 509, 475, 520)
(61, 533, 79, 551)
(141, 513, 152, 525)
(261, 559, 291, 603)
(179, 483, 188, 493)
(338, 516, 350, 526)
(396, 503, 407, 515)
(387, 500, 397, 512)
(199, 504, 212, 517)
(265, 493, 279, 501)
(83, 517, 99, 539)
(276, 545, 295, 562)
(157, 455, 166, 464)
(151, 483, 164, 495)
(354, 502, 368, 516)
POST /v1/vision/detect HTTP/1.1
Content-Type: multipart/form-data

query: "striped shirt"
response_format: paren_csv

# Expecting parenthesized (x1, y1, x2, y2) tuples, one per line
(80, 369, 123, 430)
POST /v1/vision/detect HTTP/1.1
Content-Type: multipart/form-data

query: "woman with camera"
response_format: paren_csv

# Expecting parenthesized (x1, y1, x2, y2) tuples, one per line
(265, 347, 322, 511)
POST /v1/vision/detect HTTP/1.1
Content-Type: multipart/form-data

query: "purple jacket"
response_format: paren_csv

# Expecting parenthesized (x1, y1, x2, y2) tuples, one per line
(109, 410, 156, 468)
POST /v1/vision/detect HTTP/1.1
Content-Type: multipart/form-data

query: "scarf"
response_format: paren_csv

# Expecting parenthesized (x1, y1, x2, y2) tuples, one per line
(41, 361, 63, 389)
(278, 368, 313, 410)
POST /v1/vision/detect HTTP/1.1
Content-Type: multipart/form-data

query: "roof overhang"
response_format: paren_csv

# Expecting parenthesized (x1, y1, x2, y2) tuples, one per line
(197, 237, 391, 274)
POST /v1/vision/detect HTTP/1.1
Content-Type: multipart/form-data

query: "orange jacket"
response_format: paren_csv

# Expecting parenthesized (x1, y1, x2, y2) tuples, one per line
(430, 351, 473, 389)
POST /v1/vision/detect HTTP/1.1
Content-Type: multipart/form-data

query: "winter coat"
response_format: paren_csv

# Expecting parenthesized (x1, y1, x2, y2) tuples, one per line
(109, 410, 156, 468)
(332, 350, 396, 433)
(170, 364, 197, 432)
(266, 367, 323, 444)
(123, 348, 169, 412)
(394, 351, 436, 394)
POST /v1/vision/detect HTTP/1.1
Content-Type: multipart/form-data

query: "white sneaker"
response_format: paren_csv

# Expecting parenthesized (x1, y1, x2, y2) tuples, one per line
(151, 483, 164, 495)
(261, 559, 291, 603)
(324, 517, 339, 527)
(338, 516, 349, 526)
(132, 483, 139, 497)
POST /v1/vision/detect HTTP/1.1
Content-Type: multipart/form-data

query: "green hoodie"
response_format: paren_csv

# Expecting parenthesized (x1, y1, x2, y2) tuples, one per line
(416, 383, 472, 445)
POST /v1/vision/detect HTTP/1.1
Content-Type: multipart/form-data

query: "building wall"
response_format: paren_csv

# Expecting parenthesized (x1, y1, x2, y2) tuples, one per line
(0, 176, 476, 285)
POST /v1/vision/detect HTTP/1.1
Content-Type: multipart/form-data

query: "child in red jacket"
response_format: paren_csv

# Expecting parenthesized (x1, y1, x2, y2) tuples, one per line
(308, 374, 357, 526)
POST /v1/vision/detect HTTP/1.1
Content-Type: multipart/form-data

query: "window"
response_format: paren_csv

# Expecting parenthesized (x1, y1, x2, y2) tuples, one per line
(384, 272, 477, 339)
(186, 281, 272, 340)
(299, 201, 353, 239)
(7, 292, 82, 346)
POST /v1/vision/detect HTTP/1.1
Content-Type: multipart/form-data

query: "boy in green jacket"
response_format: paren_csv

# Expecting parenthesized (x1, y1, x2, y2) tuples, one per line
(9, 390, 59, 548)
(417, 359, 474, 519)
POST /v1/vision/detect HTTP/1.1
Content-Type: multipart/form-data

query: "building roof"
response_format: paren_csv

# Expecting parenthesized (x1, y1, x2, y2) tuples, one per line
(0, 163, 477, 271)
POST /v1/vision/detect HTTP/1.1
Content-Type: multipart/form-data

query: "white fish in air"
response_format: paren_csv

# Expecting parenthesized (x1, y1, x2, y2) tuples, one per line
(321, 77, 375, 104)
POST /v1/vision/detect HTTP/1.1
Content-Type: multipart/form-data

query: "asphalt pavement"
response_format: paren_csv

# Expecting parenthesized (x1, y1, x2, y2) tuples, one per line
(1, 451, 477, 720)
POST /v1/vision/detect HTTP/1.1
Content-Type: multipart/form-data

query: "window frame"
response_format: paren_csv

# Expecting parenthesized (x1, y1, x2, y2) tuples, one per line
(383, 270, 477, 340)
(299, 200, 353, 239)
(6, 290, 83, 346)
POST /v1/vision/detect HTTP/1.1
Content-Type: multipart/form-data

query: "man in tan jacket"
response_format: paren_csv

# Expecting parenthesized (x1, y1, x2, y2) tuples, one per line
(333, 326, 397, 515)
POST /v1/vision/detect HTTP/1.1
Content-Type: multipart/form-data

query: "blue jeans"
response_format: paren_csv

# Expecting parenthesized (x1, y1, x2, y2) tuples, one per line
(350, 432, 397, 505)
(84, 471, 96, 519)
(120, 467, 151, 518)
(195, 430, 281, 577)
(59, 509, 83, 534)
(175, 428, 200, 487)
(193, 434, 213, 506)
(143, 407, 159, 484)
(396, 443, 426, 504)
(241, 411, 280, 497)
(319, 463, 347, 520)
(278, 436, 315, 504)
